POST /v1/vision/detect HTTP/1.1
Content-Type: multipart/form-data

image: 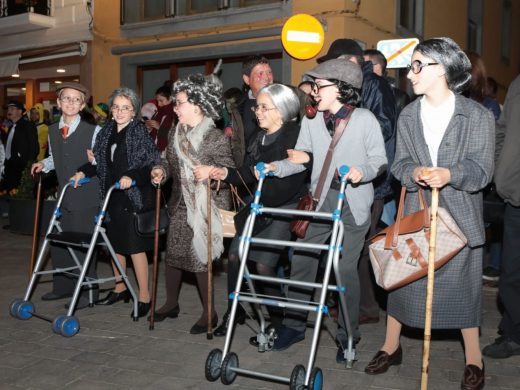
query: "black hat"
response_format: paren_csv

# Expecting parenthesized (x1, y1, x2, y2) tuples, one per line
(7, 100, 25, 112)
(317, 39, 364, 63)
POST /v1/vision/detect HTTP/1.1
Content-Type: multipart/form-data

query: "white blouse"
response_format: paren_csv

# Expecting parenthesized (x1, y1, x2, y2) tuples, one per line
(420, 92, 455, 166)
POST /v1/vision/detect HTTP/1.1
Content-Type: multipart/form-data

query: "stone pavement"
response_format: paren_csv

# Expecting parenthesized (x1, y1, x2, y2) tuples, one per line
(1, 215, 519, 390)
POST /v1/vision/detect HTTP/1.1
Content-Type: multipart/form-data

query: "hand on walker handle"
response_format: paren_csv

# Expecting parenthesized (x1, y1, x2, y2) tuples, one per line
(254, 162, 276, 180)
(70, 172, 85, 188)
(344, 166, 362, 183)
(118, 176, 133, 190)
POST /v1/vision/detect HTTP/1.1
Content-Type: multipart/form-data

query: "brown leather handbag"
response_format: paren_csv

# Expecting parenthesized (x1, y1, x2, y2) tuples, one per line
(368, 187, 467, 290)
(290, 110, 354, 239)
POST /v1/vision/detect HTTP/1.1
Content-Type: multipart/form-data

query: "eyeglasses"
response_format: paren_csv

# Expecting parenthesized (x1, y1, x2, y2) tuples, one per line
(111, 105, 133, 113)
(407, 60, 439, 74)
(312, 83, 337, 93)
(251, 104, 277, 113)
(174, 100, 189, 108)
(60, 96, 83, 105)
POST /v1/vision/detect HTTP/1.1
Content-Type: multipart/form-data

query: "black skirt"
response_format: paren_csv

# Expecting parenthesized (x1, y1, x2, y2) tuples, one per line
(106, 191, 153, 255)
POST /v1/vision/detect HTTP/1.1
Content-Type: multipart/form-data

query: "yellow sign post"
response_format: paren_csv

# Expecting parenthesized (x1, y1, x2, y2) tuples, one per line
(281, 14, 325, 60)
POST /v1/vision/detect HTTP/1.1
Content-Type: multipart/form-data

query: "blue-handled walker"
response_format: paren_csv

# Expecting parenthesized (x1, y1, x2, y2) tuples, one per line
(205, 163, 356, 389)
(9, 180, 139, 337)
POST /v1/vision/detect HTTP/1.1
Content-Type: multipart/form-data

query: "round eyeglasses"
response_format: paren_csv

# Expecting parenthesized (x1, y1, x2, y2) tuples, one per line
(60, 96, 83, 105)
(251, 104, 277, 113)
(407, 60, 439, 74)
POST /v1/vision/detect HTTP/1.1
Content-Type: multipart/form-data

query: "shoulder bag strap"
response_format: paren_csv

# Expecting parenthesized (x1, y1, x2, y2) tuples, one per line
(313, 108, 355, 201)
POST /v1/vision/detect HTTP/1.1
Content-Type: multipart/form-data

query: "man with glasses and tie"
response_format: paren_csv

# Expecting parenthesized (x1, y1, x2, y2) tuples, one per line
(31, 82, 100, 308)
(0, 100, 39, 195)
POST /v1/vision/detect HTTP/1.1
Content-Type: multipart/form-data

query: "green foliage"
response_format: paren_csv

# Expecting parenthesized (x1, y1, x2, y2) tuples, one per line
(13, 162, 58, 200)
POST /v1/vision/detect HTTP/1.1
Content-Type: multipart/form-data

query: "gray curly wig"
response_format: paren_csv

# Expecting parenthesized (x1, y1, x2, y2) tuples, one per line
(108, 87, 141, 119)
(172, 74, 223, 120)
(414, 37, 471, 94)
(258, 84, 300, 122)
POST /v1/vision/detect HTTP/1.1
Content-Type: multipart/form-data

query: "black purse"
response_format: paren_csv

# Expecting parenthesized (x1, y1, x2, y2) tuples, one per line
(233, 203, 272, 236)
(134, 206, 170, 237)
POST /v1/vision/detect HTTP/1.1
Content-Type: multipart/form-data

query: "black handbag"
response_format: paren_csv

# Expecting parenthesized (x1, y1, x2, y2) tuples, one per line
(134, 206, 170, 237)
(233, 203, 272, 236)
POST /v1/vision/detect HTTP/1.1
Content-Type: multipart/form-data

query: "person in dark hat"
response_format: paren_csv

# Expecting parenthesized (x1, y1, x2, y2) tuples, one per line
(261, 58, 387, 362)
(0, 100, 39, 193)
(321, 38, 398, 325)
(31, 81, 100, 308)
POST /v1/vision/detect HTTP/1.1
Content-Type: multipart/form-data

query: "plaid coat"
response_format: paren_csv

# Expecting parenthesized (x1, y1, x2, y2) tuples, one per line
(388, 94, 494, 329)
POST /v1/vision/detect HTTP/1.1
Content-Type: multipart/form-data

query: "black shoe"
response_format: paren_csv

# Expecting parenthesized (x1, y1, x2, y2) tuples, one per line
(213, 308, 246, 337)
(131, 301, 151, 318)
(364, 345, 403, 375)
(483, 336, 520, 359)
(96, 290, 130, 305)
(272, 325, 305, 351)
(190, 315, 218, 335)
(147, 306, 180, 322)
(42, 291, 73, 301)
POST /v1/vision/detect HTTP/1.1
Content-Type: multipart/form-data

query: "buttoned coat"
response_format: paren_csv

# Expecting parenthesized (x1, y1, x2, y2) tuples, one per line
(388, 94, 494, 328)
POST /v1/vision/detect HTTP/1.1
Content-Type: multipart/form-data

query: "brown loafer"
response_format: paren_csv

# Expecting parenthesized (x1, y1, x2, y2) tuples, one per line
(364, 345, 402, 375)
(461, 362, 485, 390)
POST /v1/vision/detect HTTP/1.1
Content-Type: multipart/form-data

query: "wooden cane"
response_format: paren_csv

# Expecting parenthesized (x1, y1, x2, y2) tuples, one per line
(28, 174, 43, 278)
(421, 187, 440, 390)
(149, 184, 162, 330)
(207, 180, 214, 339)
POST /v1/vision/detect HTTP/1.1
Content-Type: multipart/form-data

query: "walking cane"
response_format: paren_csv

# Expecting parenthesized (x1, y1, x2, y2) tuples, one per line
(207, 179, 213, 339)
(28, 173, 43, 278)
(421, 187, 440, 390)
(149, 184, 162, 330)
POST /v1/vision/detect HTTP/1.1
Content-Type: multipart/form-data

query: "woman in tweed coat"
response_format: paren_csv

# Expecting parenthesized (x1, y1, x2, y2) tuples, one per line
(151, 74, 235, 334)
(365, 38, 494, 390)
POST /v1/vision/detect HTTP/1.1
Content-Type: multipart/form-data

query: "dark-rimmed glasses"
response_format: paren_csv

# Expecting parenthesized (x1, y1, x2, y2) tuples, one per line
(407, 60, 439, 74)
(312, 83, 337, 94)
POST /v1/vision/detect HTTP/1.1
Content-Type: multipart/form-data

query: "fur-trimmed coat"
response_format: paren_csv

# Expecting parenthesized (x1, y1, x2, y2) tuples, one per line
(93, 119, 160, 211)
(157, 119, 235, 270)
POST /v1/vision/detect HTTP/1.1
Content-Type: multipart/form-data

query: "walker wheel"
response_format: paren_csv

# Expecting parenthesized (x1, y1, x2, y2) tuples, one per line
(220, 352, 238, 385)
(289, 364, 306, 390)
(9, 299, 24, 318)
(16, 301, 34, 320)
(309, 367, 323, 390)
(52, 315, 66, 334)
(60, 316, 80, 337)
(205, 348, 222, 382)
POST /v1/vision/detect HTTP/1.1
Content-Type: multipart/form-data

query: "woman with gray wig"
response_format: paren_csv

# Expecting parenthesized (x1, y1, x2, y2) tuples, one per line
(72, 86, 161, 318)
(365, 37, 494, 390)
(150, 74, 235, 334)
(201, 83, 308, 339)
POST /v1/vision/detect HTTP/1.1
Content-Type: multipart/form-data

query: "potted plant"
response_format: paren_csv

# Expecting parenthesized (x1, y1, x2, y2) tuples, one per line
(8, 163, 58, 235)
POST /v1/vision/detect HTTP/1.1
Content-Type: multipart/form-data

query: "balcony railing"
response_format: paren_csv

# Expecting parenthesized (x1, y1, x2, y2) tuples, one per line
(0, 0, 51, 18)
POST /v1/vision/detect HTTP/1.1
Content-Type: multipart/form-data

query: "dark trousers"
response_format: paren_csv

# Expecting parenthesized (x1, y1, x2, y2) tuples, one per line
(49, 206, 99, 300)
(499, 203, 520, 343)
(283, 189, 370, 342)
(358, 198, 385, 318)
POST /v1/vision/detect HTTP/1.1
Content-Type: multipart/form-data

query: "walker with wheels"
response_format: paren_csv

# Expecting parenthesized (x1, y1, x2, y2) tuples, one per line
(205, 162, 356, 389)
(9, 179, 139, 337)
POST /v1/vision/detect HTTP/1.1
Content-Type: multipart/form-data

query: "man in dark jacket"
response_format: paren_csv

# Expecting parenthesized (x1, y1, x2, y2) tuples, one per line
(230, 55, 274, 167)
(317, 39, 397, 325)
(0, 101, 39, 193)
(483, 74, 520, 359)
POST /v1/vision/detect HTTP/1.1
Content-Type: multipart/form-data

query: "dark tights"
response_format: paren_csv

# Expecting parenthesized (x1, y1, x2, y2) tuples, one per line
(227, 252, 284, 327)
(157, 264, 216, 326)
